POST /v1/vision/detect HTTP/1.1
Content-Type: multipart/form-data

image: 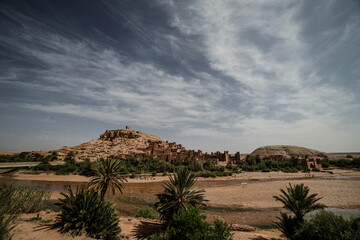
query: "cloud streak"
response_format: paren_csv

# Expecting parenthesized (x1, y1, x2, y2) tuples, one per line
(0, 0, 359, 152)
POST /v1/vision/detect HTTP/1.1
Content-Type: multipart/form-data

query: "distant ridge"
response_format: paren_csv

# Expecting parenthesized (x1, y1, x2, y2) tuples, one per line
(251, 145, 329, 159)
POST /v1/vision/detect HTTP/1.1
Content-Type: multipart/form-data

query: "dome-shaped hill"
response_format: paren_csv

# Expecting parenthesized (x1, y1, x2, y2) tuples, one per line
(251, 145, 328, 159)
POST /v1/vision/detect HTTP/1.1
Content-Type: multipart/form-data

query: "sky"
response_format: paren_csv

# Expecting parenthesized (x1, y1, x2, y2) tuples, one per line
(0, 0, 359, 153)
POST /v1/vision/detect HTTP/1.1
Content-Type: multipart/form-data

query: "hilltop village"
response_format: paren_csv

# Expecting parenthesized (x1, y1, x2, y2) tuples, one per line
(56, 126, 325, 168)
(57, 126, 241, 165)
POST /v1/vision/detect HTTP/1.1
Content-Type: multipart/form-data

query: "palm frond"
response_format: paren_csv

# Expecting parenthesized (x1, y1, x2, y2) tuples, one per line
(155, 167, 208, 223)
(88, 158, 127, 199)
(273, 183, 326, 222)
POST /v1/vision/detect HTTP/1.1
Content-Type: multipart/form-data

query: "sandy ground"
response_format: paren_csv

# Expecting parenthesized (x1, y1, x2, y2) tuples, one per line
(12, 211, 283, 240)
(3, 169, 360, 206)
(3, 168, 357, 183)
(4, 169, 360, 240)
(205, 178, 360, 209)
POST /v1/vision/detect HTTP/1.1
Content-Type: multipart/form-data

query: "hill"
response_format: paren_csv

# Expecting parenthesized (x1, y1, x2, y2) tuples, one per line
(55, 126, 241, 164)
(250, 145, 329, 159)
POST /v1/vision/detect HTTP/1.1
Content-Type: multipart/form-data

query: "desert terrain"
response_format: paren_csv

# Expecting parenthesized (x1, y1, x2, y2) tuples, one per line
(2, 169, 359, 240)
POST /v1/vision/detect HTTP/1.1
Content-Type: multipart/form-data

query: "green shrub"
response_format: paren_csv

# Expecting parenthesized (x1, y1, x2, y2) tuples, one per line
(64, 151, 76, 165)
(0, 184, 22, 239)
(20, 188, 51, 213)
(275, 212, 299, 239)
(152, 171, 157, 177)
(159, 207, 233, 240)
(54, 187, 121, 239)
(329, 158, 360, 168)
(281, 167, 298, 173)
(0, 152, 48, 162)
(242, 165, 257, 172)
(173, 207, 233, 240)
(77, 159, 96, 176)
(135, 208, 157, 219)
(295, 210, 360, 240)
(0, 183, 50, 239)
(203, 160, 218, 172)
(187, 160, 204, 172)
(50, 151, 58, 161)
(321, 158, 330, 168)
(197, 171, 216, 178)
(40, 156, 50, 165)
(312, 167, 320, 172)
(130, 173, 136, 178)
(262, 169, 271, 172)
(215, 171, 232, 177)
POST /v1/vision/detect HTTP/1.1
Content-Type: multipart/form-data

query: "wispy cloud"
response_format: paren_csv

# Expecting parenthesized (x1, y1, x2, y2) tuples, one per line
(0, 0, 359, 152)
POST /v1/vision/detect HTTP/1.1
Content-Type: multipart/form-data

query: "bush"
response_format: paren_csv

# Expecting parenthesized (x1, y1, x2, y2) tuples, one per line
(77, 159, 96, 176)
(152, 171, 157, 177)
(136, 208, 157, 219)
(321, 158, 330, 168)
(262, 169, 271, 172)
(160, 207, 233, 240)
(187, 160, 204, 172)
(242, 165, 257, 172)
(0, 183, 50, 239)
(295, 210, 360, 240)
(130, 173, 136, 178)
(275, 212, 299, 239)
(54, 187, 121, 239)
(215, 171, 232, 177)
(203, 160, 218, 172)
(329, 158, 360, 168)
(64, 151, 76, 165)
(197, 171, 216, 178)
(281, 167, 298, 173)
(0, 184, 20, 239)
(311, 167, 320, 172)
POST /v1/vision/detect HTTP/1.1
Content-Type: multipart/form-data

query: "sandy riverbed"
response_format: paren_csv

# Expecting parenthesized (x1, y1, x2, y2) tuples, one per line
(2, 169, 360, 207)
(3, 169, 360, 240)
(2, 168, 358, 183)
(12, 211, 283, 240)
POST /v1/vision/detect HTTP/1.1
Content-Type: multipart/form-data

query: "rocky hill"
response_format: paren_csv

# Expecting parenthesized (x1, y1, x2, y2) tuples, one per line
(57, 126, 176, 161)
(55, 126, 241, 165)
(250, 145, 329, 159)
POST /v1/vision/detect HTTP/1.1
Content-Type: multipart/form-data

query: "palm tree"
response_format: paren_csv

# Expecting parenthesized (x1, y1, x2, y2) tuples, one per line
(274, 212, 299, 239)
(273, 183, 326, 222)
(88, 158, 127, 199)
(155, 167, 207, 223)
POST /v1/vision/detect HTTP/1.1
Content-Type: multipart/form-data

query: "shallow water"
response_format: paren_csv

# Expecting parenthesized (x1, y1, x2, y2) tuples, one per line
(304, 208, 360, 219)
(324, 175, 360, 180)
